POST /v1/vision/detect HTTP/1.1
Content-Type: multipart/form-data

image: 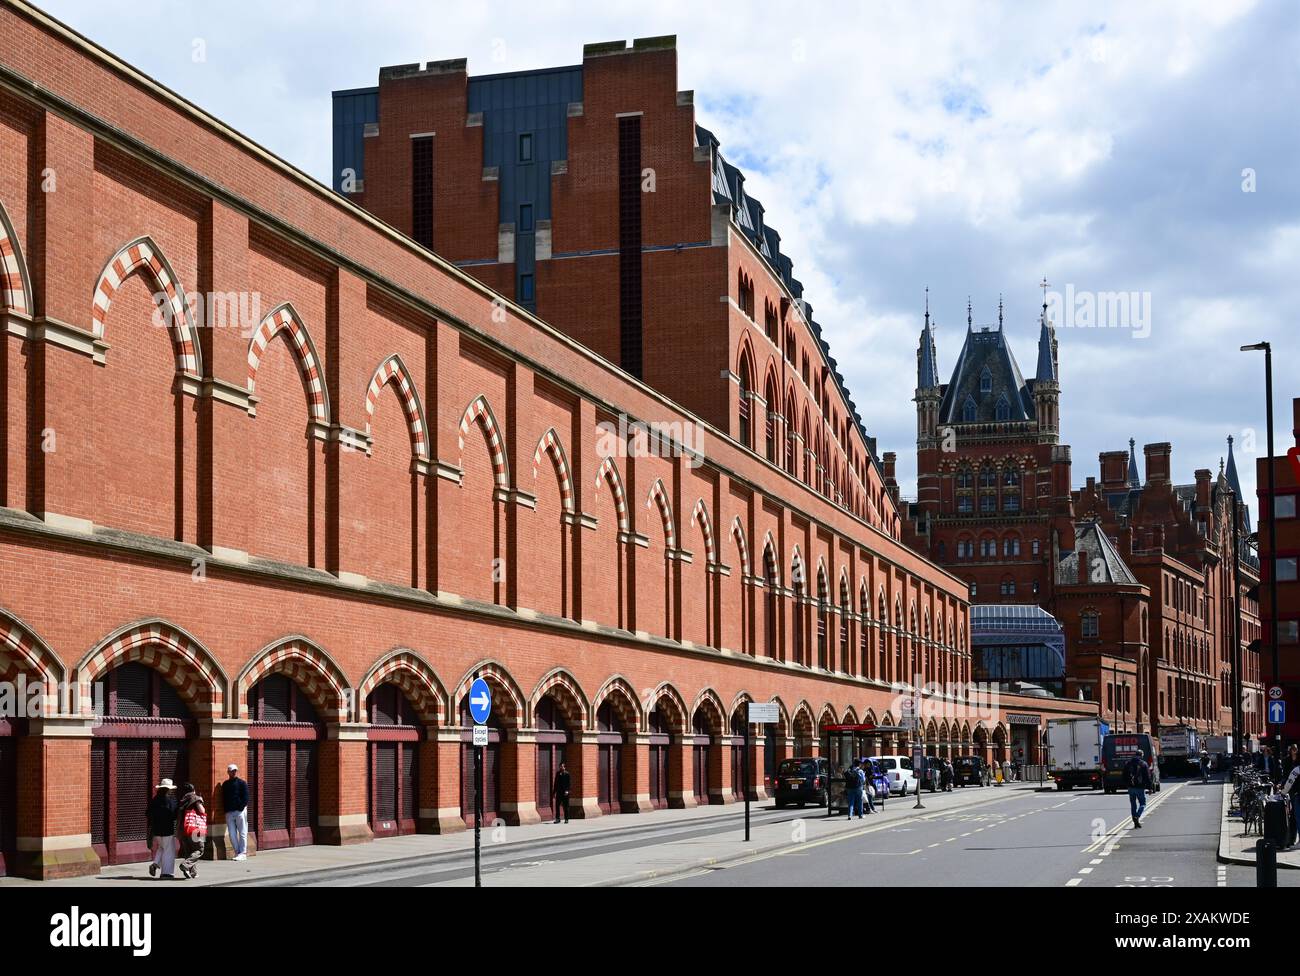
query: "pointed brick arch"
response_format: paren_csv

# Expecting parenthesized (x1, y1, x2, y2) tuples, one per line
(842, 705, 860, 725)
(731, 516, 750, 576)
(593, 456, 629, 532)
(0, 607, 64, 713)
(92, 235, 200, 375)
(690, 499, 716, 564)
(817, 704, 839, 733)
(645, 478, 676, 549)
(356, 649, 448, 725)
(762, 534, 780, 584)
(646, 681, 689, 734)
(532, 428, 575, 513)
(364, 353, 429, 461)
(0, 199, 31, 316)
(236, 636, 350, 722)
(452, 660, 524, 726)
(691, 688, 725, 734)
(77, 619, 226, 719)
(246, 303, 328, 422)
(593, 675, 645, 732)
(456, 395, 510, 489)
(529, 667, 590, 729)
(791, 700, 816, 737)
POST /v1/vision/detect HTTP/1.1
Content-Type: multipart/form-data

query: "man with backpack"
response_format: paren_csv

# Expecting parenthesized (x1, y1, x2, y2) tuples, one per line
(175, 783, 208, 879)
(1123, 753, 1152, 829)
(844, 760, 865, 819)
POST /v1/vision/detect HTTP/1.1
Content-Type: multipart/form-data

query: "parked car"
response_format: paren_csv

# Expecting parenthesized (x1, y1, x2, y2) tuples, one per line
(953, 756, 991, 787)
(1101, 733, 1161, 794)
(773, 757, 831, 808)
(873, 755, 916, 795)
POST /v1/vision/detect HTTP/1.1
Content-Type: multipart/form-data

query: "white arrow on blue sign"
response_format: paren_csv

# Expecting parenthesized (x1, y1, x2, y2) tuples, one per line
(1269, 700, 1286, 725)
(468, 677, 492, 725)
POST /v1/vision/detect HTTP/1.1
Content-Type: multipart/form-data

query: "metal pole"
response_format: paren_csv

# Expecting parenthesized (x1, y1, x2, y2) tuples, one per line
(1264, 345, 1280, 753)
(1232, 491, 1243, 755)
(744, 719, 751, 842)
(474, 742, 483, 888)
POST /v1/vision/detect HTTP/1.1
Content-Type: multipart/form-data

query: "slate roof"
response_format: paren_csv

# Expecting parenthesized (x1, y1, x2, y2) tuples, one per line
(1057, 521, 1140, 585)
(937, 325, 1036, 424)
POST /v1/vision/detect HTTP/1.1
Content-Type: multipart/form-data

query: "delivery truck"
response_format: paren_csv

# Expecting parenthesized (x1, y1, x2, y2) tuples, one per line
(1158, 725, 1199, 775)
(1046, 717, 1109, 791)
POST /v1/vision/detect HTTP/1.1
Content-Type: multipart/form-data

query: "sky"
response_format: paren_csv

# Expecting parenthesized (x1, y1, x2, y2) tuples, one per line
(37, 0, 1300, 509)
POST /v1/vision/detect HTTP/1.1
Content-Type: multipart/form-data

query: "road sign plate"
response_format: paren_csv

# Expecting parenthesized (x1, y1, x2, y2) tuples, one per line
(472, 724, 489, 747)
(468, 677, 492, 725)
(1269, 686, 1284, 701)
(748, 702, 779, 724)
(1269, 701, 1286, 725)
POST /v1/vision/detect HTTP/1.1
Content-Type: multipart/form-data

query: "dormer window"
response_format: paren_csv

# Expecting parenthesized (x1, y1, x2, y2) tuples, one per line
(980, 367, 993, 394)
(962, 396, 977, 422)
(995, 394, 1010, 421)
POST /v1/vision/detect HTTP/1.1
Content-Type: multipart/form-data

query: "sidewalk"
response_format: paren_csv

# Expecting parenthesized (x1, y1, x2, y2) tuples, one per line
(2, 780, 1050, 887)
(1217, 781, 1300, 869)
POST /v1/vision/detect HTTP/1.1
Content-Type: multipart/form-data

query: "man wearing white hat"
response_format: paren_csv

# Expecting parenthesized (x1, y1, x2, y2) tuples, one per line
(222, 763, 249, 861)
(147, 778, 178, 878)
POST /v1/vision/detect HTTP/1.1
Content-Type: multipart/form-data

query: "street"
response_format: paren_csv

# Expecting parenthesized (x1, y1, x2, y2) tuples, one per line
(204, 776, 1279, 888)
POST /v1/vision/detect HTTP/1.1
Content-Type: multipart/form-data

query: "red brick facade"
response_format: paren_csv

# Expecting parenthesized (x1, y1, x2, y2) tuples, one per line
(0, 5, 1095, 880)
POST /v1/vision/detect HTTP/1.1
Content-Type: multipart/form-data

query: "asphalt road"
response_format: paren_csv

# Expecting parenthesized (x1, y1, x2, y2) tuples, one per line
(665, 776, 1237, 887)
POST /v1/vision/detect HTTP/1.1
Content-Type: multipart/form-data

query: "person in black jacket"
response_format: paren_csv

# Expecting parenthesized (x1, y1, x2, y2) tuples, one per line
(147, 778, 178, 878)
(222, 763, 249, 861)
(552, 764, 571, 824)
(1123, 754, 1152, 828)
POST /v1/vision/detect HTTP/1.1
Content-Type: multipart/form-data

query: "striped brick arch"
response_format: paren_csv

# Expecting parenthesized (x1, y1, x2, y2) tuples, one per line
(246, 303, 329, 423)
(457, 395, 509, 488)
(592, 675, 644, 732)
(532, 428, 575, 513)
(593, 456, 629, 532)
(529, 668, 589, 729)
(76, 620, 224, 719)
(236, 637, 350, 723)
(731, 516, 750, 576)
(645, 681, 688, 734)
(92, 236, 200, 375)
(0, 200, 31, 316)
(690, 688, 725, 734)
(0, 609, 64, 714)
(364, 354, 429, 461)
(453, 661, 523, 726)
(356, 649, 447, 725)
(645, 479, 676, 548)
(690, 499, 716, 563)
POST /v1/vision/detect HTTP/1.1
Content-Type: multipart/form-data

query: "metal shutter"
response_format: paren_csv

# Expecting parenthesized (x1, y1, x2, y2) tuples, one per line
(483, 743, 499, 821)
(295, 742, 317, 829)
(115, 741, 150, 845)
(597, 745, 610, 810)
(158, 678, 190, 721)
(375, 743, 397, 822)
(0, 737, 15, 855)
(609, 744, 622, 812)
(649, 745, 661, 806)
(262, 743, 289, 831)
(536, 746, 553, 816)
(259, 676, 291, 723)
(246, 742, 258, 833)
(400, 744, 417, 823)
(159, 743, 187, 793)
(90, 741, 108, 846)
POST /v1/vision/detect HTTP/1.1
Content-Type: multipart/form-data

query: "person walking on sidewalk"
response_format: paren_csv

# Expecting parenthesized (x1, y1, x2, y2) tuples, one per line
(222, 763, 249, 862)
(860, 758, 876, 814)
(175, 783, 208, 879)
(1123, 753, 1152, 829)
(552, 763, 571, 824)
(845, 761, 865, 819)
(147, 778, 178, 879)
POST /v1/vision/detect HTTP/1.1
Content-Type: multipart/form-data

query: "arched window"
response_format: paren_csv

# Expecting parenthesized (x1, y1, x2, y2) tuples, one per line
(956, 467, 973, 489)
(764, 548, 780, 661)
(816, 571, 829, 670)
(764, 376, 779, 462)
(962, 397, 977, 422)
(995, 394, 1010, 421)
(839, 578, 852, 674)
(980, 466, 997, 488)
(980, 367, 992, 394)
(738, 358, 752, 448)
(1003, 466, 1020, 487)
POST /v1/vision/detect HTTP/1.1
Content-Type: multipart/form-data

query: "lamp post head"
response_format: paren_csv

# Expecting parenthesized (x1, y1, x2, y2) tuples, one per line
(1240, 342, 1270, 352)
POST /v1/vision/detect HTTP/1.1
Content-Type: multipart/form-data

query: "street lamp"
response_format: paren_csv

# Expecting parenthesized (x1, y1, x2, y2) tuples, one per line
(1240, 341, 1281, 751)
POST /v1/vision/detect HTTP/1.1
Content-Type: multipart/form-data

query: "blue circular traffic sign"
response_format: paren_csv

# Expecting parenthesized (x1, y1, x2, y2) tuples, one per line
(467, 677, 492, 725)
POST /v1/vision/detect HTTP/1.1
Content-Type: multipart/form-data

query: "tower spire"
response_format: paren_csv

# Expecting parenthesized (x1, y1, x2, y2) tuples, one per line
(924, 285, 930, 328)
(966, 296, 972, 331)
(998, 293, 1004, 330)
(1040, 276, 1050, 320)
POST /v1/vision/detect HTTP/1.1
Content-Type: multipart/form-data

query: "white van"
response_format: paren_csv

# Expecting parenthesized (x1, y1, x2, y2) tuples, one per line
(872, 755, 917, 796)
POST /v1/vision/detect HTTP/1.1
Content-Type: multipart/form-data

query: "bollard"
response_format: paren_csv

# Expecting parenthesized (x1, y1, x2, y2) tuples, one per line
(1257, 838, 1278, 888)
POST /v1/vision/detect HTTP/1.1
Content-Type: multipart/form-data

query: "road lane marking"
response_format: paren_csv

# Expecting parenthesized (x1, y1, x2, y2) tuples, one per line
(1066, 878, 1082, 886)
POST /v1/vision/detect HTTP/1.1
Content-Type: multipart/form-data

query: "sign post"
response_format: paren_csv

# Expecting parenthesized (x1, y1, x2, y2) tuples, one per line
(747, 702, 779, 842)
(467, 677, 493, 888)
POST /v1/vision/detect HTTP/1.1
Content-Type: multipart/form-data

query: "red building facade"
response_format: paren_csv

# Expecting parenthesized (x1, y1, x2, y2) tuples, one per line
(0, 8, 1103, 880)
(1256, 399, 1300, 746)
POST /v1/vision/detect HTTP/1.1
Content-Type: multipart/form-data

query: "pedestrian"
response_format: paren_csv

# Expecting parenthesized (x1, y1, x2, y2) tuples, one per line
(845, 760, 864, 819)
(942, 758, 954, 792)
(1198, 749, 1210, 784)
(175, 782, 207, 879)
(146, 778, 178, 879)
(1123, 752, 1152, 828)
(1282, 759, 1300, 849)
(552, 763, 571, 824)
(221, 763, 249, 862)
(860, 758, 876, 813)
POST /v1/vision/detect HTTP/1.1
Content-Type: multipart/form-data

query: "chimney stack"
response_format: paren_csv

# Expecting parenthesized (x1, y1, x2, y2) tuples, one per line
(1292, 396, 1299, 447)
(1143, 442, 1172, 485)
(1100, 450, 1129, 489)
(1195, 468, 1212, 510)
